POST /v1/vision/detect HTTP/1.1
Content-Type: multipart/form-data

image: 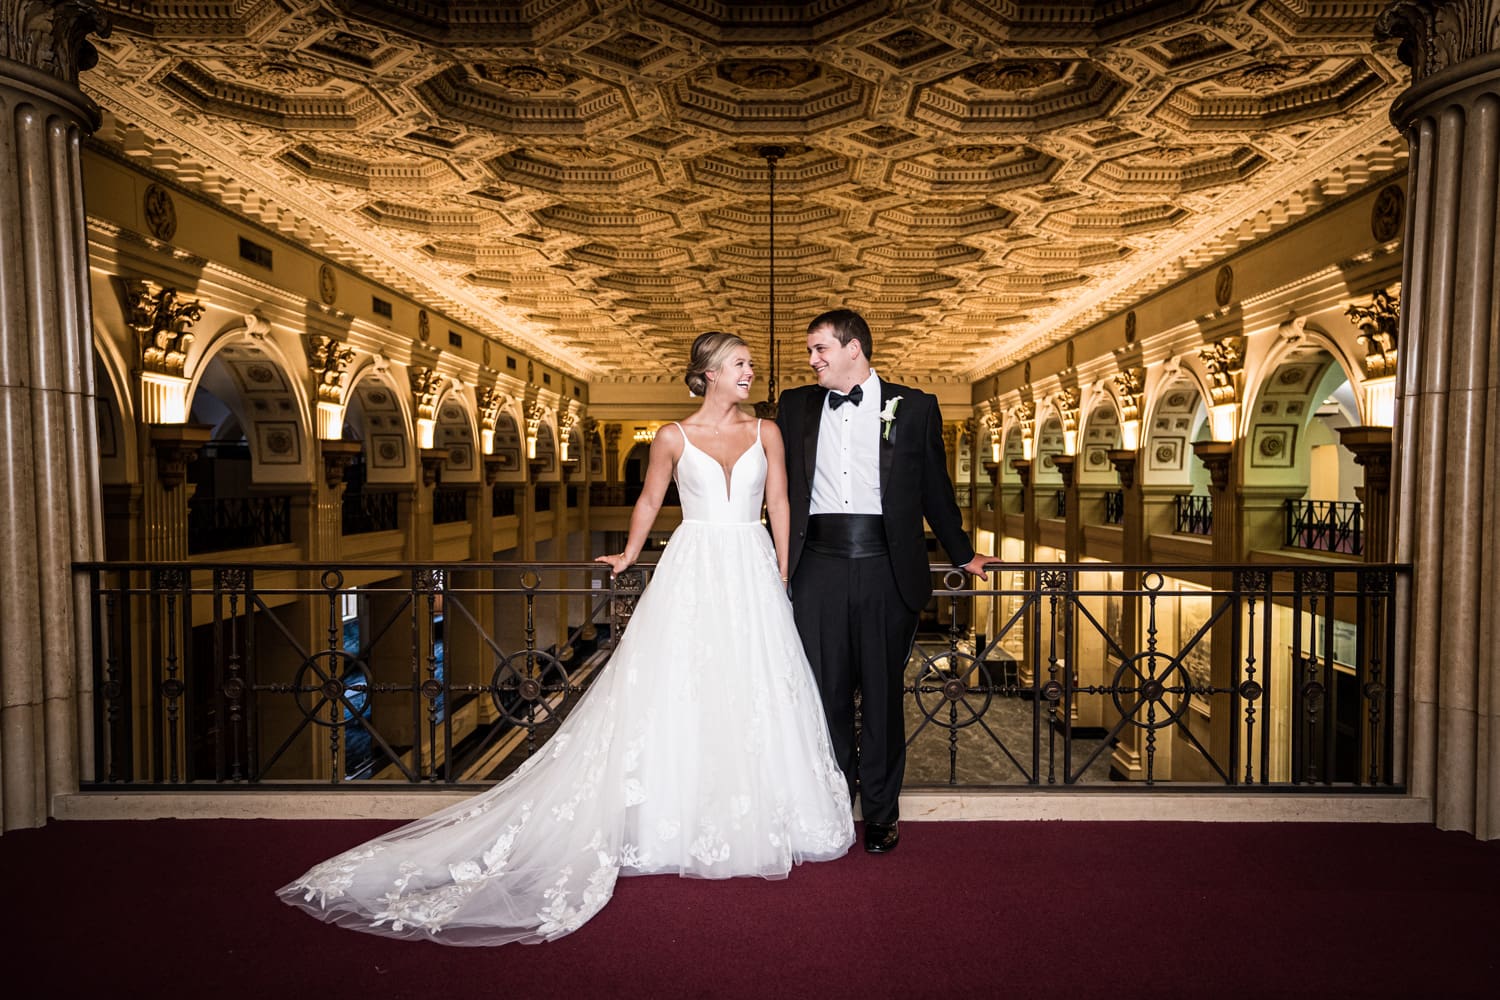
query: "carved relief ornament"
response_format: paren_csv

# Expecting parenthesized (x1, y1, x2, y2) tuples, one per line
(1377, 0, 1500, 85)
(1199, 336, 1245, 406)
(1346, 287, 1401, 379)
(125, 280, 203, 377)
(308, 336, 355, 404)
(408, 366, 443, 421)
(1112, 367, 1145, 423)
(1, 0, 107, 81)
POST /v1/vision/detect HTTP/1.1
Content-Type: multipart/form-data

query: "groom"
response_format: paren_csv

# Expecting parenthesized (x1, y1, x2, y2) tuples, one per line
(778, 308, 990, 853)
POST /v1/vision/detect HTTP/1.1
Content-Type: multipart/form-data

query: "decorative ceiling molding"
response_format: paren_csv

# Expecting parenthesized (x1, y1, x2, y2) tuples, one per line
(81, 0, 1412, 385)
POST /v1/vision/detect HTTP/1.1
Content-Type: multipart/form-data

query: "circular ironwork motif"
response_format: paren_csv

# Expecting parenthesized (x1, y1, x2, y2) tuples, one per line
(291, 649, 368, 728)
(489, 650, 569, 726)
(321, 569, 345, 591)
(910, 653, 994, 730)
(1302, 681, 1325, 706)
(1364, 681, 1385, 700)
(1238, 679, 1263, 701)
(103, 680, 122, 700)
(1371, 185, 1404, 242)
(160, 678, 184, 699)
(1041, 679, 1063, 702)
(1110, 652, 1191, 729)
(420, 679, 444, 701)
(144, 183, 177, 241)
(222, 677, 245, 700)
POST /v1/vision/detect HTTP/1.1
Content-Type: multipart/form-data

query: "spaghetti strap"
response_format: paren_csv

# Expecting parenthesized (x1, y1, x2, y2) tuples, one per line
(755, 418, 762, 442)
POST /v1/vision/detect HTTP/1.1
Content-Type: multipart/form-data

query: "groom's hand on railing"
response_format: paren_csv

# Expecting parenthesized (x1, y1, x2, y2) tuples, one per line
(960, 555, 997, 577)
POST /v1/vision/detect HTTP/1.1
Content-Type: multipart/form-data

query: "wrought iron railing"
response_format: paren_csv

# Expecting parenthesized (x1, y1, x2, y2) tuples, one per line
(78, 559, 1404, 792)
(433, 487, 469, 525)
(493, 486, 516, 517)
(187, 496, 292, 554)
(909, 562, 1404, 788)
(1174, 493, 1213, 535)
(342, 490, 399, 535)
(80, 560, 644, 787)
(1103, 489, 1124, 525)
(1286, 499, 1363, 556)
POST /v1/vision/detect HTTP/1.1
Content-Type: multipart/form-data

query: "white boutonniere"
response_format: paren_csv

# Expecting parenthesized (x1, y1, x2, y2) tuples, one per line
(880, 396, 902, 441)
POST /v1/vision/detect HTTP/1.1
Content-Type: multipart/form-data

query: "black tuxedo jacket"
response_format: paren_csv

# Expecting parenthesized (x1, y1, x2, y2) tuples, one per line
(777, 378, 975, 612)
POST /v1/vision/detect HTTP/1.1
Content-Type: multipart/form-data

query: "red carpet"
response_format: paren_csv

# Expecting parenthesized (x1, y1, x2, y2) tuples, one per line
(3, 818, 1496, 998)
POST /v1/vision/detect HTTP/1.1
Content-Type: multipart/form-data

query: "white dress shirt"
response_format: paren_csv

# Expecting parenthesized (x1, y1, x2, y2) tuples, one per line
(810, 369, 883, 516)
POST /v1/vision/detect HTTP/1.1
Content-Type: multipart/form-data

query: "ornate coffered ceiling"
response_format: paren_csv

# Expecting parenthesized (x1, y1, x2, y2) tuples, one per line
(80, 1, 1409, 386)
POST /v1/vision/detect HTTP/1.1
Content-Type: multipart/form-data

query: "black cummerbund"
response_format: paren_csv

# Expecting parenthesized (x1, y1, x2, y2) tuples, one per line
(806, 513, 889, 558)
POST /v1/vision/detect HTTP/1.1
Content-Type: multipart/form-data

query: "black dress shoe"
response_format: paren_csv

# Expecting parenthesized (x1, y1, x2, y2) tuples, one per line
(863, 821, 899, 854)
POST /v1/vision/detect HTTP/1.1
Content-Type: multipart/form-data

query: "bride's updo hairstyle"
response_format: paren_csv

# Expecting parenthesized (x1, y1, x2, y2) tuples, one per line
(684, 331, 748, 397)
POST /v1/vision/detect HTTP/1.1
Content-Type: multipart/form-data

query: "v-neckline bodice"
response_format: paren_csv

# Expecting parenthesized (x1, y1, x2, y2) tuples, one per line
(678, 421, 760, 502)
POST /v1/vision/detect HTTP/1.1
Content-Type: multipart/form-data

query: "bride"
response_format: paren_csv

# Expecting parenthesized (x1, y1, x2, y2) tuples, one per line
(278, 332, 854, 946)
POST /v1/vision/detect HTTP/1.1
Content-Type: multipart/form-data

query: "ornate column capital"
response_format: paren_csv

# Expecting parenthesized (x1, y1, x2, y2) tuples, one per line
(320, 440, 361, 490)
(419, 448, 449, 488)
(125, 280, 203, 378)
(1, 1, 109, 83)
(1338, 426, 1394, 490)
(1377, 0, 1500, 85)
(1051, 453, 1076, 489)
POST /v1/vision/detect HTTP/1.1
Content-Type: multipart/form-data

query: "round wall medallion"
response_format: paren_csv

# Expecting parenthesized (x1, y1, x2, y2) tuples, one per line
(1371, 184, 1404, 242)
(143, 183, 177, 241)
(265, 429, 293, 454)
(418, 309, 431, 342)
(378, 441, 399, 461)
(1214, 265, 1234, 308)
(318, 264, 338, 305)
(1259, 435, 1285, 458)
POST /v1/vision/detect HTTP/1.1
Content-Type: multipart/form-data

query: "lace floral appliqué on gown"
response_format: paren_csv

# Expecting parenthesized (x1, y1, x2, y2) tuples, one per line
(278, 420, 853, 946)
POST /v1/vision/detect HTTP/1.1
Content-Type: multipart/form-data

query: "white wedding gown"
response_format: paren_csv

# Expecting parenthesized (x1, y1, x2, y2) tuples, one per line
(278, 419, 853, 945)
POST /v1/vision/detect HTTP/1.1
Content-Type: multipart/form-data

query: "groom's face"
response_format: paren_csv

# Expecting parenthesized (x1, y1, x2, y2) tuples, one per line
(806, 324, 863, 393)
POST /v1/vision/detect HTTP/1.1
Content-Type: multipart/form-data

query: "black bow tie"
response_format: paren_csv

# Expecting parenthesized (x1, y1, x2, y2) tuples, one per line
(827, 385, 863, 410)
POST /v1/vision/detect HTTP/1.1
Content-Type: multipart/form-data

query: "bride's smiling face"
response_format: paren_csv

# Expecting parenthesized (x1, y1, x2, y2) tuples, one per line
(709, 347, 754, 400)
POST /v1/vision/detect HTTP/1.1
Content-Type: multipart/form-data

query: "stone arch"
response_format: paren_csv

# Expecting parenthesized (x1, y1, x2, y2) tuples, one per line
(433, 386, 480, 484)
(532, 417, 559, 481)
(1140, 372, 1210, 490)
(1242, 345, 1361, 500)
(345, 363, 415, 486)
(185, 327, 313, 484)
(490, 408, 525, 483)
(1078, 393, 1123, 486)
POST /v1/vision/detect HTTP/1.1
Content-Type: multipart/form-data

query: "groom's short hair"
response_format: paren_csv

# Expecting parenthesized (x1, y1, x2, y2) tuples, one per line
(808, 308, 873, 360)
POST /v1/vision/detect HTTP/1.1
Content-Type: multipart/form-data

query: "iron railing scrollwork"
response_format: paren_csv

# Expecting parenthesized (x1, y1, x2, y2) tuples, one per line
(1285, 499, 1362, 556)
(1174, 493, 1213, 535)
(342, 491, 399, 535)
(1103, 489, 1124, 525)
(79, 558, 1404, 793)
(433, 487, 469, 525)
(187, 496, 293, 553)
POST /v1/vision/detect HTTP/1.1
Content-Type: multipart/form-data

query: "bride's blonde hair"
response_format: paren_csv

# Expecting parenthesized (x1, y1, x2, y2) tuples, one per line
(684, 331, 748, 397)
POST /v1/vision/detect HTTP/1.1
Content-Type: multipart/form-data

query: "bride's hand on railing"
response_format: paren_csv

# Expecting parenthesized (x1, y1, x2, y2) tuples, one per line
(595, 553, 634, 577)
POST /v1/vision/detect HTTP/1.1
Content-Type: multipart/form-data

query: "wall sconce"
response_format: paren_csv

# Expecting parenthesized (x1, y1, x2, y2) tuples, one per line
(1364, 376, 1396, 428)
(634, 427, 655, 444)
(481, 428, 495, 454)
(1209, 402, 1237, 442)
(417, 416, 436, 450)
(1022, 437, 1034, 461)
(527, 435, 538, 460)
(1120, 418, 1140, 451)
(1062, 429, 1078, 455)
(990, 438, 1001, 463)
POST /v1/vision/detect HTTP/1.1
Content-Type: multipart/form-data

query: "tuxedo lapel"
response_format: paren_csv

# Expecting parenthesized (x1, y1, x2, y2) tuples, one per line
(802, 387, 824, 490)
(878, 379, 894, 501)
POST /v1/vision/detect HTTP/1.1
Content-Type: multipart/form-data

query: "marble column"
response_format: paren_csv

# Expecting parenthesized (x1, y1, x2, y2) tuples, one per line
(0, 4, 107, 831)
(1378, 0, 1500, 839)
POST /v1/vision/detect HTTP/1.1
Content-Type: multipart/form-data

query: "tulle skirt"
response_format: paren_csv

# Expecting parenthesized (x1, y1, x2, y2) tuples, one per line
(277, 519, 853, 945)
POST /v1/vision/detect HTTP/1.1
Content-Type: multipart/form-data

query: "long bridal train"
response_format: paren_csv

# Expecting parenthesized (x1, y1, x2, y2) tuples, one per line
(278, 420, 854, 946)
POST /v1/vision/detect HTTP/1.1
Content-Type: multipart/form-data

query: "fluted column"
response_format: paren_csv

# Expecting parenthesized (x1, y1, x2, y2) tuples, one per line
(0, 4, 107, 831)
(1378, 0, 1500, 839)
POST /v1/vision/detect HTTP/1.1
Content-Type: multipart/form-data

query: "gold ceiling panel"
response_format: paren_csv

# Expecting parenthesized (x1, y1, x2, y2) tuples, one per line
(84, 0, 1410, 383)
